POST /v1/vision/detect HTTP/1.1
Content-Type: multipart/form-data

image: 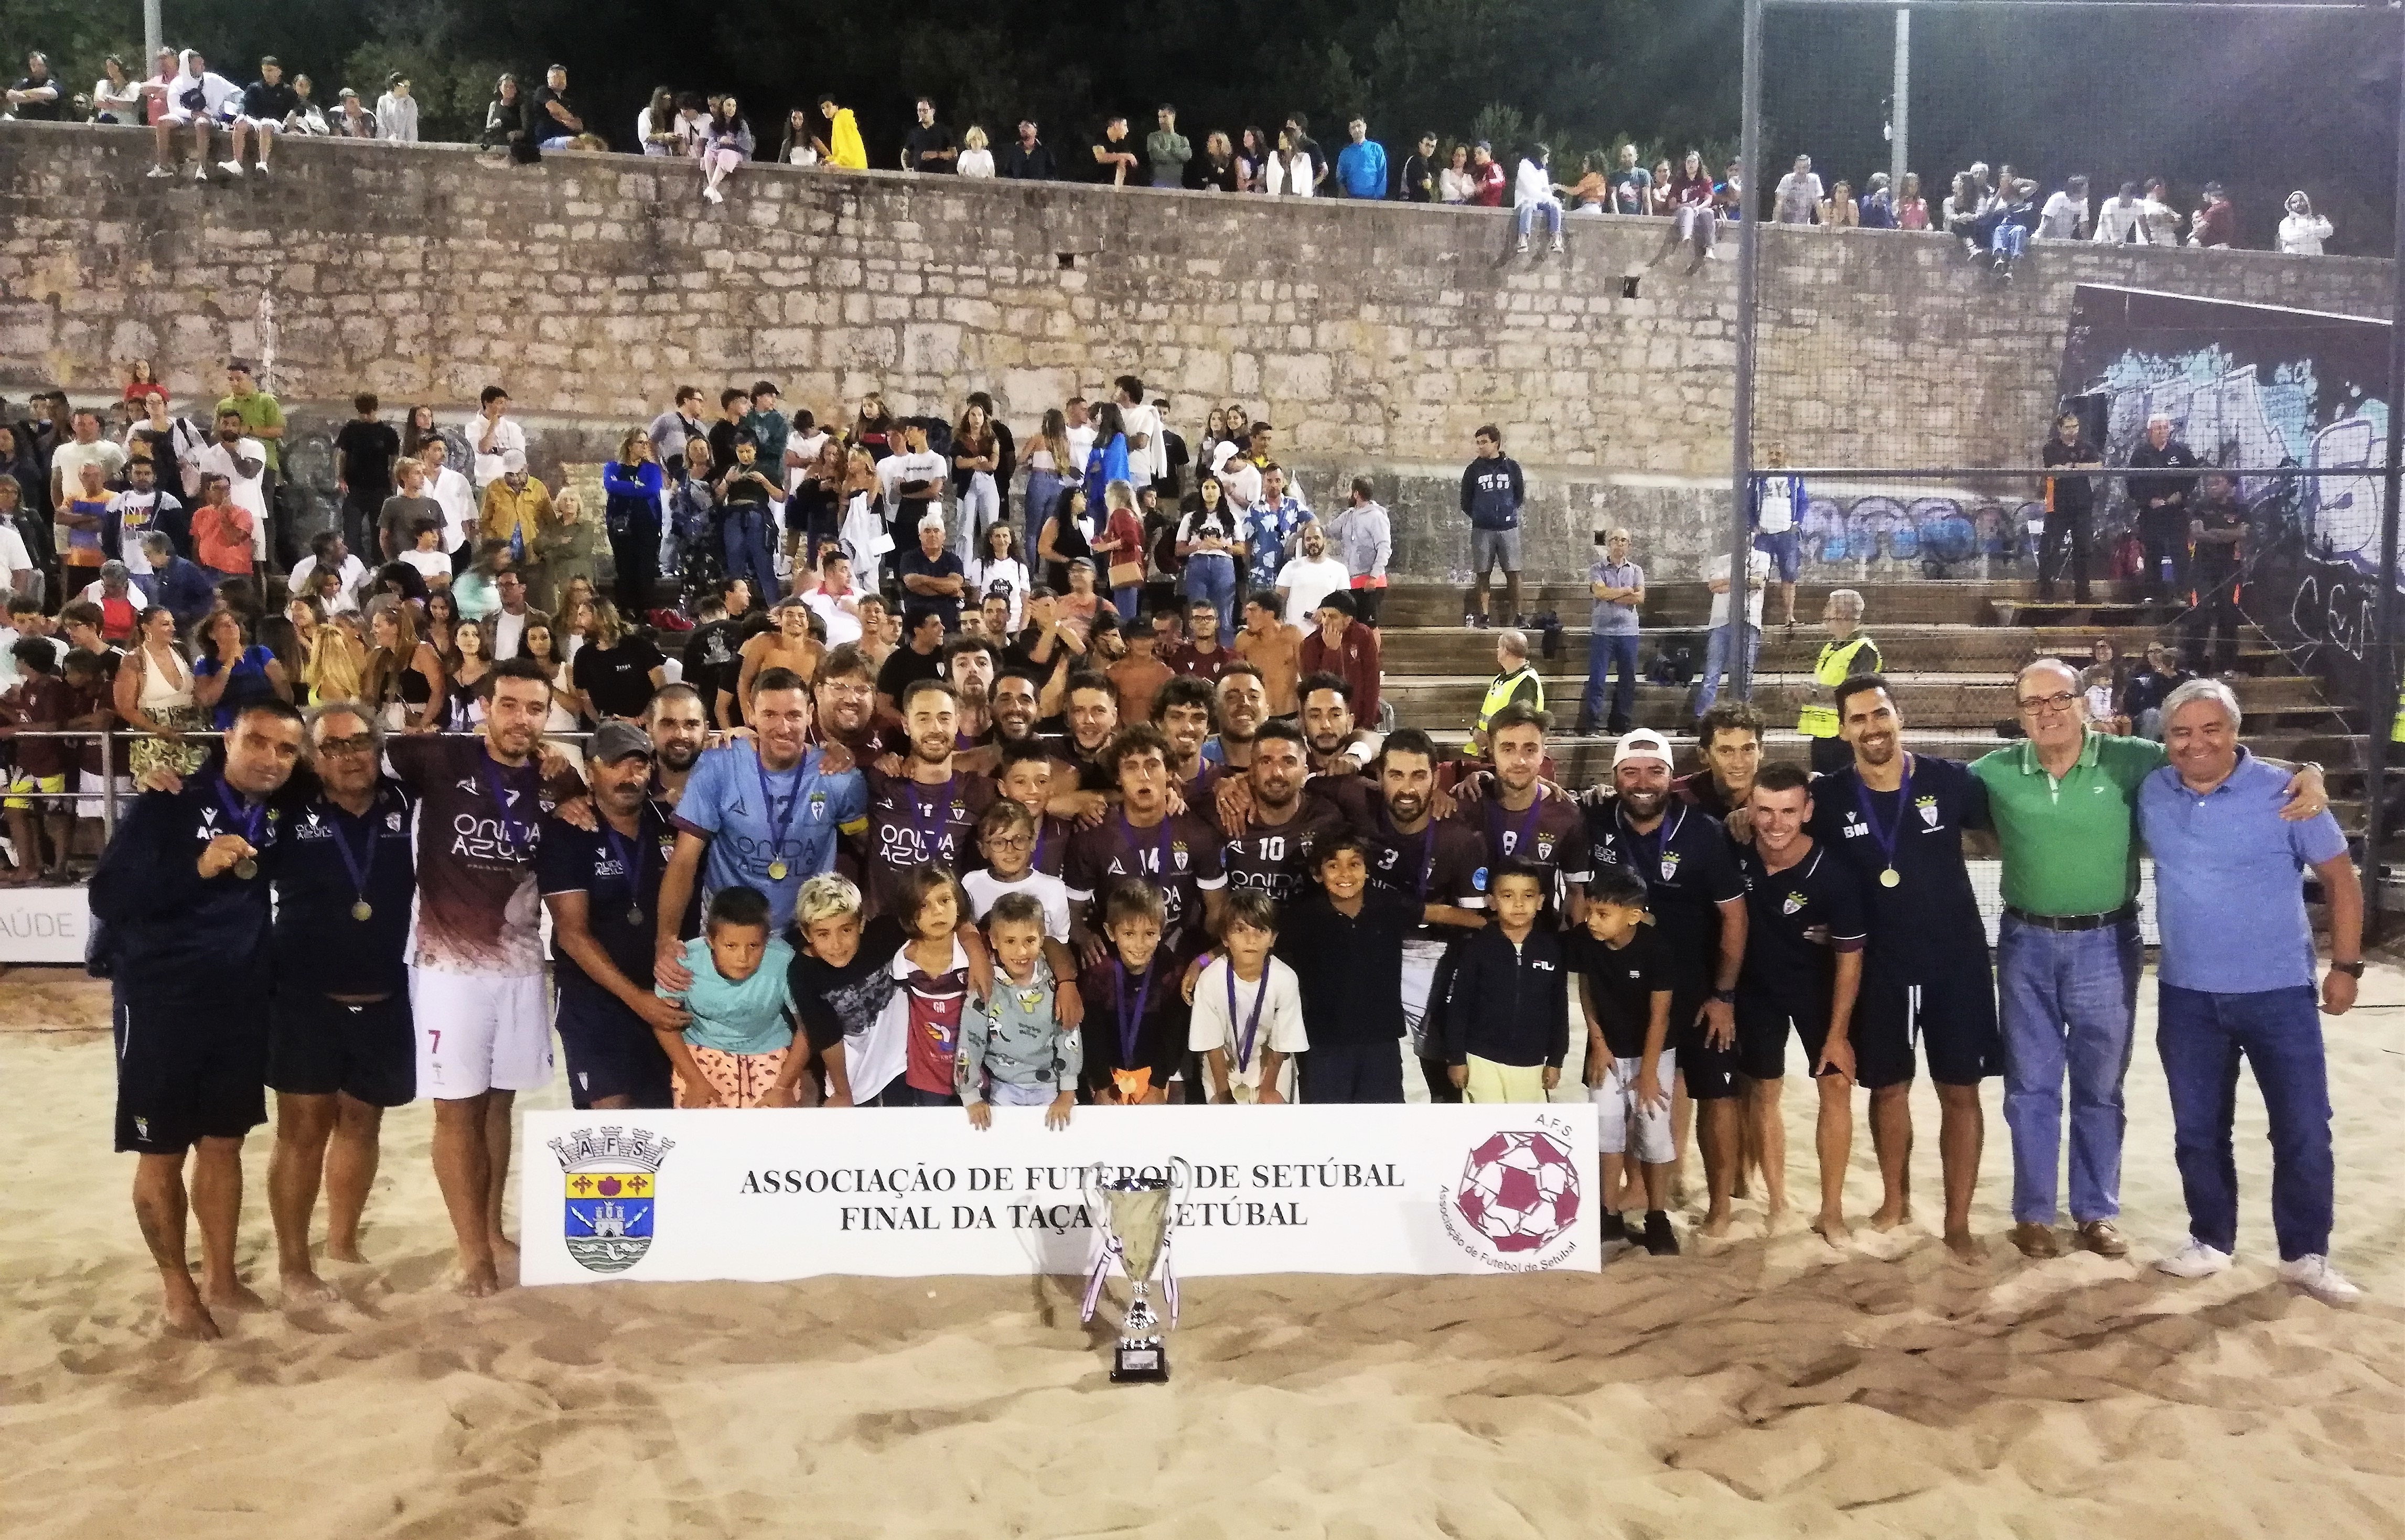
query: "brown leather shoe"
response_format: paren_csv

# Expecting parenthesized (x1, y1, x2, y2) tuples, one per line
(2077, 1220, 2129, 1258)
(2010, 1222, 2063, 1259)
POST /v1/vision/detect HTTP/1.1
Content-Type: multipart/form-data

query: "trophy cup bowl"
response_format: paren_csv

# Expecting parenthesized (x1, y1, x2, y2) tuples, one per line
(1083, 1160, 1189, 1383)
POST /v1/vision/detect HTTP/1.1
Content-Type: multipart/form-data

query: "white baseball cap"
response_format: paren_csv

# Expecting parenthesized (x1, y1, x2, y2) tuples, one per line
(1612, 728, 1674, 768)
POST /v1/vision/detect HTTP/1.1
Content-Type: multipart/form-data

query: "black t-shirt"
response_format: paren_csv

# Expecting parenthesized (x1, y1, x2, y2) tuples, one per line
(9, 76, 63, 121)
(1735, 841, 1866, 1014)
(789, 915, 907, 1053)
(242, 79, 300, 120)
(1364, 813, 1489, 942)
(571, 637, 667, 719)
(2041, 436, 2100, 516)
(897, 547, 965, 630)
(1583, 798, 1745, 993)
(333, 419, 401, 504)
(875, 641, 944, 706)
(1805, 755, 1988, 979)
(1564, 923, 1671, 1059)
(531, 85, 579, 138)
(1276, 887, 1416, 1046)
(682, 619, 746, 725)
(536, 800, 681, 992)
(1221, 802, 1350, 908)
(272, 780, 418, 997)
(1079, 947, 1189, 1092)
(2192, 501, 2246, 578)
(904, 121, 958, 173)
(1089, 133, 1131, 182)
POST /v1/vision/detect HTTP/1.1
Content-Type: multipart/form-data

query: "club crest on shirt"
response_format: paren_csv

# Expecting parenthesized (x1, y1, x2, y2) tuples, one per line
(808, 790, 829, 822)
(1658, 851, 1681, 881)
(1781, 891, 1806, 916)
(1916, 795, 1940, 828)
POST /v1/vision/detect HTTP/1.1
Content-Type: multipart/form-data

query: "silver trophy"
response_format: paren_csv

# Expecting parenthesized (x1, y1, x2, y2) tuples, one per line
(1080, 1160, 1191, 1382)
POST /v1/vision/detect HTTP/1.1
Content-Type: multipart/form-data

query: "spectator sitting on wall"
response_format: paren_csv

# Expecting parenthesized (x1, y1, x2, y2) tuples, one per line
(531, 64, 581, 151)
(149, 49, 238, 181)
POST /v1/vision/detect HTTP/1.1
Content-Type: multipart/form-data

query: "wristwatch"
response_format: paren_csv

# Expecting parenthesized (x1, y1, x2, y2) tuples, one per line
(1710, 987, 1736, 1004)
(2331, 960, 2365, 978)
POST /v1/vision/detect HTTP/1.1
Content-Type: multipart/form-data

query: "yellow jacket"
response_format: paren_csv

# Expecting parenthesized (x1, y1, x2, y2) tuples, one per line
(829, 109, 867, 169)
(480, 475, 553, 552)
(1799, 632, 1881, 738)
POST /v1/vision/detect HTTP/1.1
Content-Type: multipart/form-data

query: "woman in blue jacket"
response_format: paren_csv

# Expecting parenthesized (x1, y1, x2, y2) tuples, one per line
(1079, 402, 1130, 508)
(603, 429, 664, 613)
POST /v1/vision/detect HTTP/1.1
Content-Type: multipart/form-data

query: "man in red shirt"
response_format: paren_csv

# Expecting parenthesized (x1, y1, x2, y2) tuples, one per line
(1167, 596, 1234, 683)
(1470, 141, 1506, 207)
(1298, 590, 1381, 726)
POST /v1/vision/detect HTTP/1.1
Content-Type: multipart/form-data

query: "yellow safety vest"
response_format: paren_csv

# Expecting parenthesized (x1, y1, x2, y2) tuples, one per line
(2392, 681, 2405, 744)
(1798, 633, 1877, 738)
(1475, 665, 1545, 739)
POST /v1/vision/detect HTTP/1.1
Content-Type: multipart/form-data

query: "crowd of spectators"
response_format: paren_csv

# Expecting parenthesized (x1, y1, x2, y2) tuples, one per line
(2, 45, 2340, 256)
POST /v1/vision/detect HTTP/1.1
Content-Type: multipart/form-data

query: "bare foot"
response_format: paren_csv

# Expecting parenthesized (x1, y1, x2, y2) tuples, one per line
(281, 1268, 341, 1305)
(1702, 1205, 1733, 1239)
(324, 1241, 369, 1265)
(201, 1278, 269, 1314)
(1869, 1202, 1910, 1232)
(160, 1291, 222, 1341)
(1944, 1229, 1983, 1263)
(453, 1259, 502, 1298)
(1814, 1212, 1852, 1247)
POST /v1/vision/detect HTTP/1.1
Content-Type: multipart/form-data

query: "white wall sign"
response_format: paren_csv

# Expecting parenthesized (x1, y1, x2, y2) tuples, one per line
(0, 885, 91, 965)
(521, 1105, 1602, 1286)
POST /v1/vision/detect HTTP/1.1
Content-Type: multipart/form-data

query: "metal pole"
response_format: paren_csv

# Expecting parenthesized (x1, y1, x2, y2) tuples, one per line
(144, 0, 162, 70)
(1890, 6, 1910, 207)
(100, 731, 117, 842)
(2359, 2, 2405, 941)
(1726, 0, 1767, 701)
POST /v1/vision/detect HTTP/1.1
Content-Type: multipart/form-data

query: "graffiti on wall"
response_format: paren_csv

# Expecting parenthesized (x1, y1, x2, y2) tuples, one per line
(1798, 493, 2042, 574)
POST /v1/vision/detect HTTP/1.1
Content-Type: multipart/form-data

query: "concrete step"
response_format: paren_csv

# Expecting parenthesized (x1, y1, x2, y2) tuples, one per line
(1378, 579, 2161, 629)
(1374, 623, 2282, 675)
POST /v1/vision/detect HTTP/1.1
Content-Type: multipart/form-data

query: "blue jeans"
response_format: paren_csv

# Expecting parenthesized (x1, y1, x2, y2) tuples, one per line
(1996, 913, 2141, 1224)
(721, 506, 778, 599)
(1184, 555, 1237, 637)
(1517, 200, 1563, 239)
(1112, 585, 1142, 621)
(1693, 622, 1759, 718)
(2156, 983, 2333, 1261)
(1582, 631, 1640, 728)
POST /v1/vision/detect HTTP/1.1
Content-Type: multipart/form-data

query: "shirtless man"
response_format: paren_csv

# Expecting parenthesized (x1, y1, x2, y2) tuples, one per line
(734, 598, 822, 724)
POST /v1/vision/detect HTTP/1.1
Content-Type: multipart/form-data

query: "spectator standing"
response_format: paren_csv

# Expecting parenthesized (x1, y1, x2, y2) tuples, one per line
(819, 95, 866, 168)
(1298, 592, 1381, 727)
(480, 450, 552, 568)
(374, 73, 418, 144)
(1894, 171, 1928, 230)
(1000, 120, 1056, 180)
(2139, 680, 2362, 1303)
(214, 362, 284, 559)
(1336, 119, 1388, 199)
(2189, 182, 2236, 249)
(2137, 178, 2184, 245)
(468, 387, 524, 497)
(903, 97, 959, 174)
(1693, 542, 1770, 720)
(1582, 527, 1644, 737)
(1243, 464, 1306, 610)
(331, 87, 377, 141)
(1145, 105, 1191, 188)
(481, 75, 528, 154)
(2184, 473, 2247, 676)
(1438, 144, 1475, 204)
(1090, 117, 1139, 186)
(1468, 629, 1544, 754)
(1858, 172, 1896, 228)
(1773, 154, 1823, 223)
(1800, 590, 1880, 774)
(530, 65, 581, 150)
(1459, 424, 1525, 629)
(1399, 132, 1440, 203)
(2279, 191, 2333, 255)
(2039, 412, 2103, 602)
(1326, 478, 1392, 627)
(1750, 447, 1803, 627)
(1273, 522, 1349, 631)
(7, 49, 63, 119)
(2092, 181, 2145, 243)
(2038, 176, 2092, 240)
(957, 127, 994, 178)
(332, 394, 400, 564)
(1469, 142, 1506, 207)
(2125, 413, 2200, 602)
(92, 54, 143, 124)
(1820, 180, 1859, 228)
(1176, 477, 1244, 636)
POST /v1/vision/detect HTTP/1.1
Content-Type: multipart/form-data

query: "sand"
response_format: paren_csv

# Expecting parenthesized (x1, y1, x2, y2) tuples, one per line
(5, 963, 2404, 1539)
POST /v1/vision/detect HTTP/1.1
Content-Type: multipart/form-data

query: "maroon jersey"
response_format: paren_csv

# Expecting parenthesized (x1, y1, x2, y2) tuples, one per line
(1365, 813, 1490, 941)
(386, 735, 565, 975)
(1455, 783, 1593, 908)
(860, 766, 997, 918)
(1166, 643, 1235, 683)
(1221, 800, 1351, 907)
(1063, 809, 1226, 949)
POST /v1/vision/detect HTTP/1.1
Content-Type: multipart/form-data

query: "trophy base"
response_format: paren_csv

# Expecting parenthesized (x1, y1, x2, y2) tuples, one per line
(1111, 1337, 1169, 1383)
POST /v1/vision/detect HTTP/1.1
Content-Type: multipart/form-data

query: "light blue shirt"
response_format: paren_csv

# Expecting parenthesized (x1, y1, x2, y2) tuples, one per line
(661, 934, 797, 1055)
(672, 741, 866, 932)
(2136, 750, 2347, 994)
(1337, 138, 1388, 198)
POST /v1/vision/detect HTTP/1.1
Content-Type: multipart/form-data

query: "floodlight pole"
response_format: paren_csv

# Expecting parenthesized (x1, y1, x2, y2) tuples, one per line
(145, 0, 162, 71)
(1726, 0, 1767, 701)
(2361, 0, 2405, 939)
(1890, 6, 1910, 203)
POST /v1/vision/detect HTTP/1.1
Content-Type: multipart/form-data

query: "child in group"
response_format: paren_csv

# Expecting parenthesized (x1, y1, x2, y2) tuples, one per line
(1187, 891, 1307, 1103)
(869, 864, 975, 1107)
(1566, 866, 1678, 1256)
(958, 891, 1078, 1129)
(1441, 861, 1567, 1105)
(961, 798, 1073, 949)
(789, 873, 906, 1107)
(401, 518, 452, 584)
(1078, 880, 1187, 1104)
(1275, 833, 1418, 1104)
(994, 738, 1071, 876)
(654, 886, 803, 1108)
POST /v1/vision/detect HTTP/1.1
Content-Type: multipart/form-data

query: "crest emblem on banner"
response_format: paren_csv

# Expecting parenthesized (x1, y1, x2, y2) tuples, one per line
(549, 1125, 675, 1275)
(1445, 1127, 1582, 1266)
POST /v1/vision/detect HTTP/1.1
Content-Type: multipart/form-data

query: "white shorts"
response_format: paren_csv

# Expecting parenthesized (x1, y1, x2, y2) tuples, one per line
(410, 967, 553, 1099)
(77, 770, 135, 820)
(239, 115, 282, 132)
(1592, 1049, 1677, 1163)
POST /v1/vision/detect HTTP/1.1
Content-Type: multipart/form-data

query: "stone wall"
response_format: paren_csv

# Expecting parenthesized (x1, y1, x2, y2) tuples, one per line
(0, 120, 2388, 579)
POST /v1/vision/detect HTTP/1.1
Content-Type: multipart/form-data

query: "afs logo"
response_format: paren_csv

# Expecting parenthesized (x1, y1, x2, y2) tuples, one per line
(1440, 1121, 1583, 1270)
(549, 1125, 676, 1275)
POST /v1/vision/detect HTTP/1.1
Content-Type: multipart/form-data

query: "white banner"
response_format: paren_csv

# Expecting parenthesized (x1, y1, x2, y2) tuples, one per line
(521, 1104, 1602, 1286)
(0, 884, 91, 964)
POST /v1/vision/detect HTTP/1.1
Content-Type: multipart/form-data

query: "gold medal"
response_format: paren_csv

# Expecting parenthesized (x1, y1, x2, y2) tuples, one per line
(233, 857, 258, 880)
(350, 900, 373, 922)
(767, 858, 788, 880)
(1230, 1082, 1258, 1104)
(1879, 868, 1901, 888)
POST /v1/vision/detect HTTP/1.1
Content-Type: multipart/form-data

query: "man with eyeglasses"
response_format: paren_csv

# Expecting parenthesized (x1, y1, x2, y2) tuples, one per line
(1970, 659, 2326, 1262)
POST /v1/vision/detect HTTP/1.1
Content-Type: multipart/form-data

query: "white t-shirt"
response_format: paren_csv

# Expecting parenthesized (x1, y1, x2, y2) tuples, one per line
(106, 489, 179, 576)
(1708, 548, 1774, 629)
(965, 556, 1032, 630)
(1186, 955, 1308, 1097)
(1275, 554, 1351, 628)
(1118, 401, 1165, 484)
(427, 466, 478, 553)
(806, 585, 865, 648)
(51, 439, 127, 503)
(961, 867, 1071, 942)
(1218, 458, 1262, 513)
(468, 413, 527, 489)
(488, 606, 531, 661)
(1065, 423, 1097, 472)
(0, 524, 35, 597)
(401, 548, 453, 586)
(877, 450, 950, 524)
(191, 438, 270, 558)
(288, 552, 367, 600)
(1754, 473, 1799, 535)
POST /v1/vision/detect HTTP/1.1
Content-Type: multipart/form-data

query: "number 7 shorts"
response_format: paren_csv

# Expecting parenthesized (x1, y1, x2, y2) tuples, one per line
(409, 966, 555, 1099)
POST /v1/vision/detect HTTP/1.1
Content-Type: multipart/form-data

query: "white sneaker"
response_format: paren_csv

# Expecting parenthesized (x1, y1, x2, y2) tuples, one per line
(2156, 1238, 2234, 1278)
(1550, 234, 1565, 253)
(2278, 1255, 2362, 1304)
(1515, 236, 1529, 254)
(146, 164, 173, 179)
(255, 162, 272, 177)
(191, 165, 210, 182)
(704, 186, 724, 204)
(218, 160, 245, 177)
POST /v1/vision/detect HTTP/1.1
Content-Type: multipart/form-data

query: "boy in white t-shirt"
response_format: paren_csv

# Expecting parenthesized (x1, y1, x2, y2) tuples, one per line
(960, 799, 1086, 1014)
(400, 518, 453, 584)
(1187, 892, 1306, 1103)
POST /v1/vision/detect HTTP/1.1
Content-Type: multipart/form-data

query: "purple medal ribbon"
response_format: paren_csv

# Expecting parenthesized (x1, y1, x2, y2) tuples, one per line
(214, 776, 264, 847)
(1849, 755, 1916, 875)
(1225, 961, 1271, 1073)
(1114, 960, 1155, 1070)
(1486, 792, 1543, 863)
(478, 758, 534, 856)
(323, 796, 377, 908)
(910, 774, 956, 863)
(1120, 811, 1172, 880)
(755, 748, 804, 874)
(1618, 801, 1685, 880)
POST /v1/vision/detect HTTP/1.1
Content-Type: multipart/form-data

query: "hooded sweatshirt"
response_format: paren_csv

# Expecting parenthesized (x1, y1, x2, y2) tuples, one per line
(1460, 456, 1526, 531)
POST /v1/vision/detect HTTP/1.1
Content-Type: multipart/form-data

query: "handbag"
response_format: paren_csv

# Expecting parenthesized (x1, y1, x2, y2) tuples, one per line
(1107, 559, 1145, 589)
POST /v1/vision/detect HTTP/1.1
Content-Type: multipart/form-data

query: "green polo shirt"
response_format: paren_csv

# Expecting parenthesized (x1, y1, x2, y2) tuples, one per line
(1969, 730, 2165, 917)
(214, 390, 285, 474)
